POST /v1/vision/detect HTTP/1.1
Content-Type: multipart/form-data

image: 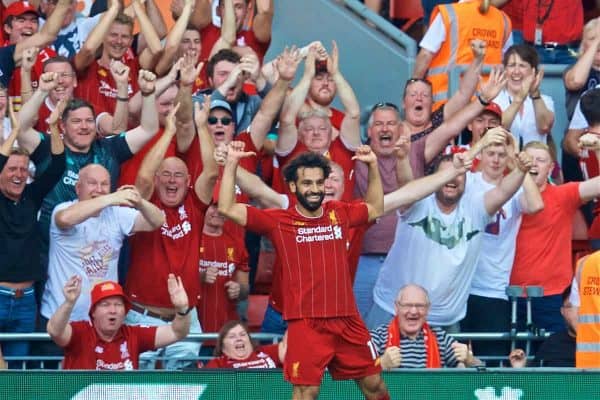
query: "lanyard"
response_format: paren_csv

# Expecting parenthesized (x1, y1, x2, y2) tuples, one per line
(537, 0, 555, 25)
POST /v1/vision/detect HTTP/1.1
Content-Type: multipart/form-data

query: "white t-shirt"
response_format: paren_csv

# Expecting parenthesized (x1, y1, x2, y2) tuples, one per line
(466, 172, 524, 300)
(41, 201, 139, 321)
(494, 89, 555, 145)
(372, 190, 492, 326)
(569, 84, 600, 130)
(40, 14, 102, 58)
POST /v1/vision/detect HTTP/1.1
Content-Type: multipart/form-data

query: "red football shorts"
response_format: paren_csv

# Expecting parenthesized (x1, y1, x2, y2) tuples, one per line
(284, 315, 382, 386)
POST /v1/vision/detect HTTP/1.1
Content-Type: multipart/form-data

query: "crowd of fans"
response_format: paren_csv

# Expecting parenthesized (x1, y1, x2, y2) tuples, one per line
(0, 0, 598, 384)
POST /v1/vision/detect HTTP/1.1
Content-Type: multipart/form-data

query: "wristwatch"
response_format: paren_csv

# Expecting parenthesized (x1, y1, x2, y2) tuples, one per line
(177, 307, 192, 316)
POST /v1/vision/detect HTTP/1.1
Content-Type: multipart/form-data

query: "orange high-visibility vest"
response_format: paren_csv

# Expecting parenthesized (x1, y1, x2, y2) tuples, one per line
(576, 251, 600, 368)
(426, 0, 511, 110)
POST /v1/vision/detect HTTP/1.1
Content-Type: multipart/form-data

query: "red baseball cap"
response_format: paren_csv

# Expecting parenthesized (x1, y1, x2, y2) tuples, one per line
(89, 281, 131, 318)
(482, 101, 502, 119)
(4, 1, 39, 21)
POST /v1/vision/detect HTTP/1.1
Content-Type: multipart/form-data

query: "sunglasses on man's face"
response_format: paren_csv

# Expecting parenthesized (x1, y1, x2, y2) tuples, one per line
(207, 116, 233, 126)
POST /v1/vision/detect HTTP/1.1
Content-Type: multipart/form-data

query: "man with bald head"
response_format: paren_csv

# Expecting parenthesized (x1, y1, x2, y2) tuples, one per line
(41, 163, 165, 326)
(124, 96, 218, 369)
(369, 284, 480, 369)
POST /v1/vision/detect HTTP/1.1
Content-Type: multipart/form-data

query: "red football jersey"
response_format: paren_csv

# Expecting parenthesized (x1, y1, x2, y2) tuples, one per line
(126, 190, 208, 307)
(245, 201, 368, 319)
(75, 52, 139, 116)
(8, 46, 56, 108)
(204, 344, 281, 368)
(197, 229, 249, 333)
(200, 24, 270, 64)
(62, 321, 156, 370)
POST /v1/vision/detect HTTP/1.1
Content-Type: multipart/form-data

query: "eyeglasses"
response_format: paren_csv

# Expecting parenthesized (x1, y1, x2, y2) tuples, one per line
(395, 302, 428, 311)
(208, 116, 233, 126)
(371, 102, 399, 113)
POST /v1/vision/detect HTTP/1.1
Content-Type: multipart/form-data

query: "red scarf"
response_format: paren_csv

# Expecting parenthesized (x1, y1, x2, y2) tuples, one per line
(386, 316, 441, 368)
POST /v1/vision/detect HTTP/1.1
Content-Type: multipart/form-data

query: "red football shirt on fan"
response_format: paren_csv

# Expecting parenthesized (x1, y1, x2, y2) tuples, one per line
(35, 98, 54, 135)
(7, 46, 56, 107)
(197, 230, 249, 333)
(75, 51, 139, 116)
(246, 200, 368, 320)
(273, 138, 356, 202)
(62, 321, 157, 370)
(204, 344, 281, 368)
(125, 190, 208, 307)
(118, 127, 177, 186)
(200, 24, 270, 63)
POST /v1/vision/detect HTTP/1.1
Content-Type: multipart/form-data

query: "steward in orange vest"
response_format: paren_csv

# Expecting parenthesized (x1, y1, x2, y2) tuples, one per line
(576, 251, 600, 368)
(425, 0, 511, 109)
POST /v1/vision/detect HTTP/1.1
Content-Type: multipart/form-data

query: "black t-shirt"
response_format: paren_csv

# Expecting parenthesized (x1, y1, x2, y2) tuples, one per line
(0, 45, 16, 88)
(534, 330, 575, 367)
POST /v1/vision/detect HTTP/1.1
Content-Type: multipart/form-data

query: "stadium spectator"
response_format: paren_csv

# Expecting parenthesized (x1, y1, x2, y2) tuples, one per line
(509, 138, 600, 334)
(0, 96, 64, 369)
(40, 164, 164, 324)
(276, 44, 360, 201)
(218, 143, 390, 399)
(3, 0, 71, 107)
(413, 0, 512, 109)
(205, 320, 285, 368)
(494, 44, 555, 146)
(367, 128, 532, 331)
(197, 203, 249, 334)
(370, 284, 481, 369)
(460, 131, 543, 362)
(574, 250, 600, 368)
(47, 276, 191, 370)
(123, 96, 216, 370)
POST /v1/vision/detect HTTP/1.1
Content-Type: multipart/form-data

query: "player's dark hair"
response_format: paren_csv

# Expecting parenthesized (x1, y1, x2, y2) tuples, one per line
(283, 152, 332, 183)
(580, 88, 600, 127)
(214, 320, 256, 357)
(206, 49, 241, 81)
(61, 98, 96, 122)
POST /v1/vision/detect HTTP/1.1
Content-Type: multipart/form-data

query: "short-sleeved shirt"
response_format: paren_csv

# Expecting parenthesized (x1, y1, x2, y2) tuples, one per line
(75, 54, 139, 116)
(510, 183, 582, 296)
(205, 344, 281, 369)
(369, 324, 459, 368)
(62, 321, 157, 370)
(41, 201, 139, 321)
(197, 230, 249, 333)
(126, 190, 209, 307)
(200, 24, 270, 63)
(32, 133, 133, 252)
(245, 201, 369, 320)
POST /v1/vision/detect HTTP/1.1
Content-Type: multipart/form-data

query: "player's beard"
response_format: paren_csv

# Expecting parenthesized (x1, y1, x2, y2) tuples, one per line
(295, 190, 325, 212)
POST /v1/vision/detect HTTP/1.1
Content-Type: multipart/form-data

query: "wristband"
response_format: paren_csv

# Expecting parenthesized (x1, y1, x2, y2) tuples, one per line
(116, 96, 129, 102)
(177, 307, 192, 316)
(530, 94, 542, 101)
(141, 89, 156, 97)
(477, 93, 490, 106)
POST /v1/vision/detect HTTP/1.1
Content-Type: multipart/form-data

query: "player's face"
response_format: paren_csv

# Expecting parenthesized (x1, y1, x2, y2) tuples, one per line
(298, 116, 332, 153)
(156, 86, 178, 127)
(0, 154, 29, 202)
(61, 106, 97, 152)
(468, 112, 501, 143)
(76, 166, 111, 201)
(5, 12, 39, 44)
(479, 144, 508, 181)
(204, 204, 225, 229)
(308, 72, 336, 106)
(104, 22, 133, 60)
(395, 286, 429, 339)
(178, 29, 202, 60)
(207, 108, 235, 145)
(368, 109, 402, 156)
(434, 159, 465, 208)
(526, 147, 554, 189)
(323, 165, 343, 203)
(403, 81, 432, 127)
(221, 323, 253, 360)
(505, 53, 535, 95)
(209, 60, 243, 102)
(92, 296, 126, 336)
(154, 157, 191, 207)
(290, 167, 326, 213)
(44, 61, 77, 104)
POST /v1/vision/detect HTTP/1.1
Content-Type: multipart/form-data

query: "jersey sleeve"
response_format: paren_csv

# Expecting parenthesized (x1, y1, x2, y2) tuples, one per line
(245, 206, 277, 236)
(105, 133, 134, 164)
(345, 201, 370, 228)
(113, 206, 141, 236)
(560, 182, 584, 212)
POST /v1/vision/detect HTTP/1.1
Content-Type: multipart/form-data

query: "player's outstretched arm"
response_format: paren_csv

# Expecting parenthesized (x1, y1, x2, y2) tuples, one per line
(218, 141, 256, 226)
